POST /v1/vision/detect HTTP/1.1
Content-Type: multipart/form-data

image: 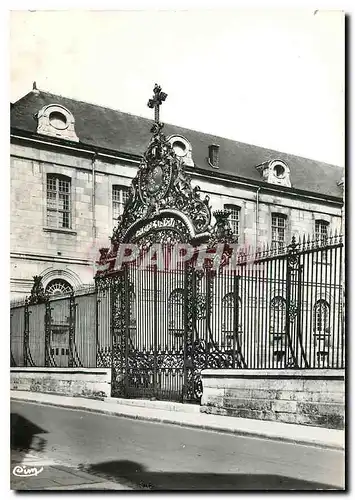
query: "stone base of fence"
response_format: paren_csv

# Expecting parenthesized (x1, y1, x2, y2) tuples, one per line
(200, 369, 345, 430)
(10, 367, 111, 400)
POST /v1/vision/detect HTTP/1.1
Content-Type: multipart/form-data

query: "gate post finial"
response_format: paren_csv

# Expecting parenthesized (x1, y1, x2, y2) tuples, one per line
(28, 275, 48, 305)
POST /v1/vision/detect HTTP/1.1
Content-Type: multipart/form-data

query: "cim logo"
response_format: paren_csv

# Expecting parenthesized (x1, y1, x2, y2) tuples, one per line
(12, 465, 44, 478)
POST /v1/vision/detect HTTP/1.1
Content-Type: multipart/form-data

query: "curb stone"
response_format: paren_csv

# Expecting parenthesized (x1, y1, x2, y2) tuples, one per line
(11, 395, 345, 451)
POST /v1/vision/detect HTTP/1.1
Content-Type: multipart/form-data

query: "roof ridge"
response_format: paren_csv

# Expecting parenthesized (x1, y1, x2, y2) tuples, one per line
(12, 88, 343, 170)
(24, 87, 155, 123)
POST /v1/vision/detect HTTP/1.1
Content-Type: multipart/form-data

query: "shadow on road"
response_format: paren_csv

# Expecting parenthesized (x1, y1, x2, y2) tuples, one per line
(81, 460, 341, 491)
(11, 413, 47, 454)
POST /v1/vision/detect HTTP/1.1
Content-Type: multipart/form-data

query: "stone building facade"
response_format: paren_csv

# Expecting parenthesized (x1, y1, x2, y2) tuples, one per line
(10, 85, 344, 299)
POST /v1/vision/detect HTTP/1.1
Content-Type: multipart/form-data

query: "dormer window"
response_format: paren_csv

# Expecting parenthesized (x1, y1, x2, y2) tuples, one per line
(168, 135, 194, 167)
(49, 111, 68, 130)
(36, 104, 79, 142)
(172, 140, 187, 157)
(208, 144, 220, 169)
(255, 159, 291, 187)
(273, 162, 286, 179)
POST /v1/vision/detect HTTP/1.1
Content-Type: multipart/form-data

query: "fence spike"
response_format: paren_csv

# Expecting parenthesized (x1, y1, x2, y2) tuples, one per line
(11, 232, 344, 378)
(302, 234, 306, 249)
(262, 241, 267, 256)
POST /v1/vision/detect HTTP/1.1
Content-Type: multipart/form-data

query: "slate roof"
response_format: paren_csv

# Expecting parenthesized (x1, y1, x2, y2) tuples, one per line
(10, 89, 344, 199)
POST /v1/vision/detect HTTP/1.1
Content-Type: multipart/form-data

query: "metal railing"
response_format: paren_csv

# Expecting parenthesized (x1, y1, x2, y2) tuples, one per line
(10, 233, 345, 375)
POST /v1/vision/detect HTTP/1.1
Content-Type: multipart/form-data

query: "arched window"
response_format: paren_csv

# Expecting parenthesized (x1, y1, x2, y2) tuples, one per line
(221, 292, 242, 348)
(270, 296, 286, 334)
(46, 279, 73, 296)
(168, 289, 185, 338)
(314, 299, 330, 334)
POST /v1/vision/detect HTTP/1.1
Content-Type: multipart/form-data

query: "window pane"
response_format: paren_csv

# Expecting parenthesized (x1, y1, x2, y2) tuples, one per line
(112, 187, 121, 203)
(315, 220, 328, 241)
(47, 210, 58, 228)
(47, 177, 57, 191)
(224, 205, 240, 241)
(58, 179, 70, 193)
(122, 189, 130, 203)
(47, 191, 57, 209)
(272, 214, 286, 249)
(47, 175, 71, 229)
(58, 193, 70, 211)
(61, 212, 70, 228)
(112, 201, 121, 220)
(112, 186, 129, 222)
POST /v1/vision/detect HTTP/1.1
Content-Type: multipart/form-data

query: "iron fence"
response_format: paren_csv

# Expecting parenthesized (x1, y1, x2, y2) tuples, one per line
(10, 234, 345, 388)
(11, 285, 97, 368)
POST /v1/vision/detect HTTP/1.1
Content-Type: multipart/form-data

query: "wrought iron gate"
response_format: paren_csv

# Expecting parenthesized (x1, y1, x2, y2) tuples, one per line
(116, 264, 186, 401)
(105, 259, 247, 403)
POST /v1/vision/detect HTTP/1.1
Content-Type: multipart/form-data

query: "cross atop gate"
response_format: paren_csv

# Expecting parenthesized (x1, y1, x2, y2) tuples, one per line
(147, 84, 167, 127)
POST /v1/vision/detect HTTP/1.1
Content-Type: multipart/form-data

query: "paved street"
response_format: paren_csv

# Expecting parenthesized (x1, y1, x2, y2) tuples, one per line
(11, 400, 345, 490)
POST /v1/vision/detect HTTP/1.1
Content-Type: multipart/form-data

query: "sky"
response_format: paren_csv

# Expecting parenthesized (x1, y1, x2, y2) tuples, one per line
(10, 8, 345, 166)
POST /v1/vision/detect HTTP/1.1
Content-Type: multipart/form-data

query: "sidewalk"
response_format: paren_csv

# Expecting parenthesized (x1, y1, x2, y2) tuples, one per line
(11, 390, 345, 451)
(10, 450, 132, 490)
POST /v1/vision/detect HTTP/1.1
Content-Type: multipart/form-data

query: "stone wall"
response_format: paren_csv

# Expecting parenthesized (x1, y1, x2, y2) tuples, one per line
(10, 367, 111, 399)
(200, 369, 345, 429)
(10, 141, 138, 297)
(11, 140, 342, 298)
(195, 178, 342, 248)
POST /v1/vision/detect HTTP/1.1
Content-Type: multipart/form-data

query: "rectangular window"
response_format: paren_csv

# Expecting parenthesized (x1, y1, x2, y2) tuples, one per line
(112, 185, 129, 224)
(224, 205, 240, 243)
(47, 174, 71, 229)
(315, 220, 329, 262)
(315, 220, 329, 245)
(271, 214, 287, 250)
